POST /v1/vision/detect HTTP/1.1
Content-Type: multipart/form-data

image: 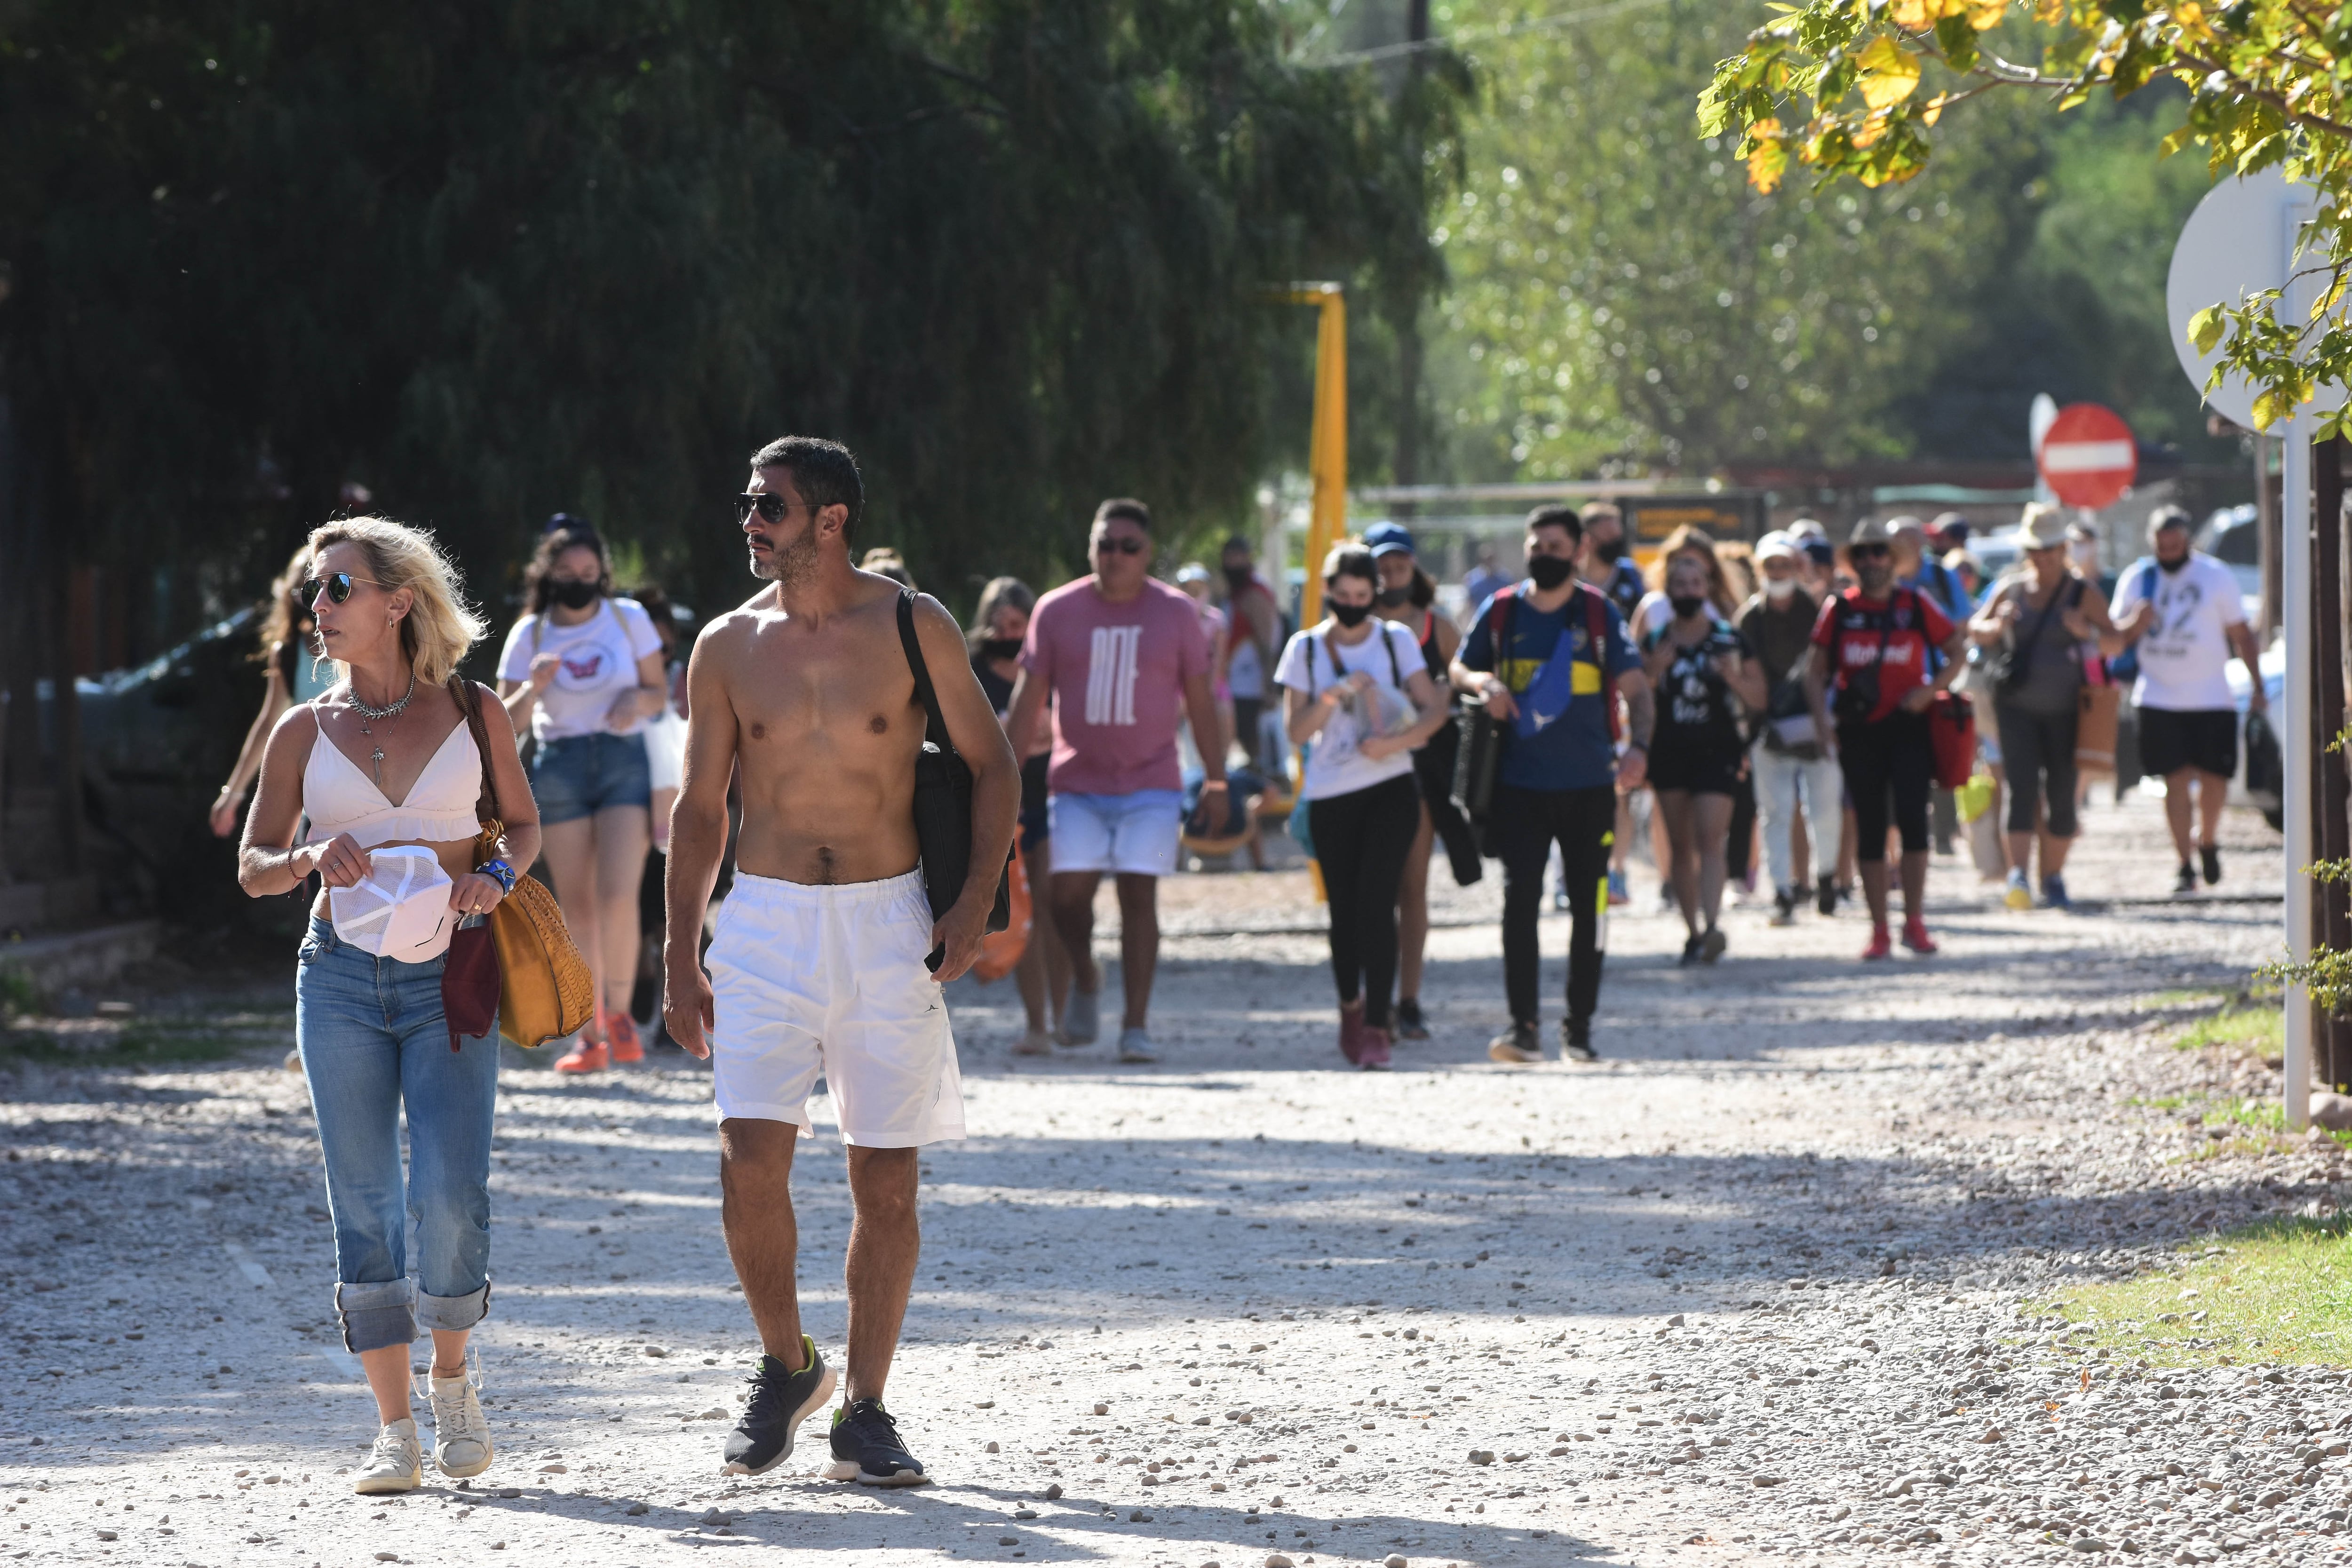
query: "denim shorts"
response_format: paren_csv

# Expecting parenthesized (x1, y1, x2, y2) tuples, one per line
(530, 731, 652, 825)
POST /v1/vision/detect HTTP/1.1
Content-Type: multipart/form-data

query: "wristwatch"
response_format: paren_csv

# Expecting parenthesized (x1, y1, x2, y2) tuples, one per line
(475, 858, 517, 895)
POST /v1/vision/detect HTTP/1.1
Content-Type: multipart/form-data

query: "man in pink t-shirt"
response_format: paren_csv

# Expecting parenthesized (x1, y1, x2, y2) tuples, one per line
(1005, 499, 1227, 1063)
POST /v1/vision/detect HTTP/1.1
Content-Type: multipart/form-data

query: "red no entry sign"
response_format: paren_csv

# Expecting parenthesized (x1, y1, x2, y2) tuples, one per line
(2035, 403, 2137, 510)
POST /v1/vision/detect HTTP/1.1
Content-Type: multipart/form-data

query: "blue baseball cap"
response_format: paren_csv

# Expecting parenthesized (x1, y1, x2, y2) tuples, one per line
(1363, 522, 1416, 558)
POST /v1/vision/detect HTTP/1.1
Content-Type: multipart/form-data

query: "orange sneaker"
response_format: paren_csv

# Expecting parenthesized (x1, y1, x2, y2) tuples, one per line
(554, 1036, 609, 1074)
(606, 1011, 645, 1065)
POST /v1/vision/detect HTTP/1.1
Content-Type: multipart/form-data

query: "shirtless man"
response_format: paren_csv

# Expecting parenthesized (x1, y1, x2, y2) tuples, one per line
(662, 435, 1018, 1486)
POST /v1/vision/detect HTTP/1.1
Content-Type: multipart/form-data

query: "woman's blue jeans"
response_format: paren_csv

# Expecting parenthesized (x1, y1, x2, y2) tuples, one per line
(295, 915, 498, 1353)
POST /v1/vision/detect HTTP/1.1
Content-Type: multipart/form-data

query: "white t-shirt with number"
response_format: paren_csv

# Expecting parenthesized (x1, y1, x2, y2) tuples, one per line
(2108, 552, 2245, 712)
(1274, 621, 1423, 802)
(497, 597, 664, 742)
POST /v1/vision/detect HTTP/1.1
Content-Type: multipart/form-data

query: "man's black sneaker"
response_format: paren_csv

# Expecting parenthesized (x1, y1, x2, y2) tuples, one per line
(823, 1398, 930, 1487)
(1487, 1022, 1542, 1064)
(1559, 1019, 1597, 1064)
(1677, 935, 1703, 967)
(2173, 862, 2198, 897)
(2201, 843, 2224, 886)
(1393, 998, 1431, 1041)
(721, 1337, 835, 1477)
(1769, 888, 1798, 926)
(1816, 874, 1837, 917)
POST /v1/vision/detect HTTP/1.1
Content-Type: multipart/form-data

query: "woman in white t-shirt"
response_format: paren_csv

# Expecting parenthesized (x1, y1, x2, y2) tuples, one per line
(1278, 543, 1450, 1072)
(495, 522, 668, 1074)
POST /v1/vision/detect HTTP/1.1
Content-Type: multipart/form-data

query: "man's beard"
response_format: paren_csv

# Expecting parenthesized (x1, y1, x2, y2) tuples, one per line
(751, 525, 820, 586)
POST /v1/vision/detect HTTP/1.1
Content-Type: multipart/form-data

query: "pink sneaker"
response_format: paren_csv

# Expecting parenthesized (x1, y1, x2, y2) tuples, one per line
(1901, 917, 1938, 955)
(1861, 925, 1893, 962)
(1358, 1027, 1392, 1071)
(1338, 1009, 1365, 1065)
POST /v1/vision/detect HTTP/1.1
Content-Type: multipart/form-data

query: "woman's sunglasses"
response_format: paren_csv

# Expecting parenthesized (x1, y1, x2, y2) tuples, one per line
(298, 573, 381, 609)
(736, 493, 811, 524)
(1093, 536, 1148, 556)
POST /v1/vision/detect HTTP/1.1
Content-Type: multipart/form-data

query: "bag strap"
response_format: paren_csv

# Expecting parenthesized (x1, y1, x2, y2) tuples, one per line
(897, 589, 951, 749)
(1578, 585, 1622, 743)
(1383, 621, 1406, 688)
(447, 676, 503, 834)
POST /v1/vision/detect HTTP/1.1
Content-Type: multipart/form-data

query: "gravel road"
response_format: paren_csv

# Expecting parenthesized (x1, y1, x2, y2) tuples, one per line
(5, 792, 2345, 1567)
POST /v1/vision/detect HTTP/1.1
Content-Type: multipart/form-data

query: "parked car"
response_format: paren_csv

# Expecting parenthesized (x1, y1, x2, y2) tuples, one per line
(2194, 504, 2264, 626)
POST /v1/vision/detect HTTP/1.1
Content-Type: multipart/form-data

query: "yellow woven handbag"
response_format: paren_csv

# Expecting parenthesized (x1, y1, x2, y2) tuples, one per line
(450, 679, 596, 1047)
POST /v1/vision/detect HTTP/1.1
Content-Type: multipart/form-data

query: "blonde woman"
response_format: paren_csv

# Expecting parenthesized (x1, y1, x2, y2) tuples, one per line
(238, 517, 539, 1494)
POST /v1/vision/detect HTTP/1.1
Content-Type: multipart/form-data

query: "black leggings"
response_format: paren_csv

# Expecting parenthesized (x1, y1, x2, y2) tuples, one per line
(1837, 711, 1931, 864)
(1995, 701, 2081, 837)
(1306, 774, 1422, 1027)
(1493, 782, 1618, 1028)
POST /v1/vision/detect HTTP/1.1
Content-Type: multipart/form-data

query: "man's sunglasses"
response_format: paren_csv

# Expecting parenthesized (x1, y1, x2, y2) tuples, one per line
(1094, 536, 1148, 556)
(299, 573, 381, 609)
(1849, 543, 1891, 561)
(735, 493, 811, 524)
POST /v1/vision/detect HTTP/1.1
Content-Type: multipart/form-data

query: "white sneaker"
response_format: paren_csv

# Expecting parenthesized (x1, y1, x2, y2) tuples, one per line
(425, 1356, 494, 1479)
(353, 1417, 423, 1495)
(1012, 1027, 1054, 1057)
(1116, 1027, 1160, 1064)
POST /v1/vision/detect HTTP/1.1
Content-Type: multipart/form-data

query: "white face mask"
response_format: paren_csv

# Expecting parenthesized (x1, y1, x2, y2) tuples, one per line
(1765, 577, 1797, 601)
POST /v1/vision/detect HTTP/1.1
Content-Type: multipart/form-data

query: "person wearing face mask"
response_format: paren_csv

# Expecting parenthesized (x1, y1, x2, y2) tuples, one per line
(1803, 518, 1969, 959)
(2107, 504, 2268, 895)
(1643, 554, 1767, 963)
(1740, 533, 1843, 925)
(969, 576, 1075, 1052)
(1364, 523, 1477, 1042)
(1279, 544, 1453, 1069)
(1452, 506, 1654, 1064)
(497, 519, 671, 1072)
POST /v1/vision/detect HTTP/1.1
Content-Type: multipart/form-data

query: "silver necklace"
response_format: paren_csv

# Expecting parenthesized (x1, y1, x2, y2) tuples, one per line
(348, 674, 416, 788)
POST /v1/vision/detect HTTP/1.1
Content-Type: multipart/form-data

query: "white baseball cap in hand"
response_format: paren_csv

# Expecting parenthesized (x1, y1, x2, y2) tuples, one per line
(329, 846, 455, 963)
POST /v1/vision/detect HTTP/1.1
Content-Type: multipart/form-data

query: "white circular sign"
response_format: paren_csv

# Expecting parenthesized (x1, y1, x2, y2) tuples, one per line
(2166, 168, 2314, 429)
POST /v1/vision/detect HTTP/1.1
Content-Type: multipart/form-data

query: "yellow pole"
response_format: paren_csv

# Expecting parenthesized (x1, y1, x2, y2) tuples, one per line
(1276, 284, 1346, 903)
(1282, 284, 1347, 627)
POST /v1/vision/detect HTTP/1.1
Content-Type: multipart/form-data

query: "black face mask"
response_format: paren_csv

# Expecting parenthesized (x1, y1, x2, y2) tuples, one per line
(1671, 594, 1707, 620)
(1328, 599, 1374, 628)
(1526, 555, 1576, 590)
(1224, 565, 1253, 591)
(1375, 585, 1413, 608)
(550, 578, 600, 611)
(980, 637, 1023, 661)
(2158, 552, 2190, 574)
(1592, 537, 1626, 564)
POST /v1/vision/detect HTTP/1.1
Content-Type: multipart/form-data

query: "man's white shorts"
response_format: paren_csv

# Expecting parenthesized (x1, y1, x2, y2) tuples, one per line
(1048, 789, 1184, 877)
(707, 869, 965, 1147)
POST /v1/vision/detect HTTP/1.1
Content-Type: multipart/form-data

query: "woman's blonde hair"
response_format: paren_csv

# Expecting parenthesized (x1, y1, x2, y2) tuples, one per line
(305, 516, 486, 687)
(1645, 524, 1738, 616)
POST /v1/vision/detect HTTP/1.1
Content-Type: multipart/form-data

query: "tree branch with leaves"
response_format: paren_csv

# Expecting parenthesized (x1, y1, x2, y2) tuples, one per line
(1699, 0, 2352, 434)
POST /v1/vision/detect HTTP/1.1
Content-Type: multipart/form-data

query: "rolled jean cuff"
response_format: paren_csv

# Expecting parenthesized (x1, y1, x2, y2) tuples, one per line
(335, 1278, 416, 1354)
(417, 1280, 490, 1334)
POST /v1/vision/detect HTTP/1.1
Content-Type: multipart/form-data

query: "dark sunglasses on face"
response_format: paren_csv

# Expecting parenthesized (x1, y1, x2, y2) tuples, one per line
(299, 573, 380, 609)
(1094, 535, 1148, 556)
(735, 493, 809, 524)
(1849, 544, 1891, 561)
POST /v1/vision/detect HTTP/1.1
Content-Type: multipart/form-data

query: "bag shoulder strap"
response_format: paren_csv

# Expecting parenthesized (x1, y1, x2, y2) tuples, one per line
(897, 589, 951, 749)
(1580, 586, 1622, 742)
(1383, 621, 1406, 688)
(448, 676, 502, 829)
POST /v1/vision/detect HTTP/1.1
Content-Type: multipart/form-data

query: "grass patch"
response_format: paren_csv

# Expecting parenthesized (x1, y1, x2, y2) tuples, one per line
(2172, 991, 2285, 1059)
(2056, 1215, 2352, 1367)
(2145, 985, 2239, 1010)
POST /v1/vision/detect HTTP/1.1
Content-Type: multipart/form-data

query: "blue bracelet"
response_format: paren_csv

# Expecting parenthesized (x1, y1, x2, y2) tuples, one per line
(476, 858, 517, 895)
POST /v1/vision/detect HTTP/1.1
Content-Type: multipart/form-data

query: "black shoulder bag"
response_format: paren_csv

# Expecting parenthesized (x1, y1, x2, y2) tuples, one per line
(895, 591, 1013, 970)
(1453, 589, 1515, 856)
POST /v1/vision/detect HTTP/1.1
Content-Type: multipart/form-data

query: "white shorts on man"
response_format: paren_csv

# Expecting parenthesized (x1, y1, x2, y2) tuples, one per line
(707, 869, 966, 1146)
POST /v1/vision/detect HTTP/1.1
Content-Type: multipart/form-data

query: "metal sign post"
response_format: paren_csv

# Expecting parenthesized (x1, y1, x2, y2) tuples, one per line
(2284, 414, 2315, 1129)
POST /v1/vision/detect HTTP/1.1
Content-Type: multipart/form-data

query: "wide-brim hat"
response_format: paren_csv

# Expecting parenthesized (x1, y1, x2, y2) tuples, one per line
(1848, 517, 1894, 546)
(2019, 503, 2070, 550)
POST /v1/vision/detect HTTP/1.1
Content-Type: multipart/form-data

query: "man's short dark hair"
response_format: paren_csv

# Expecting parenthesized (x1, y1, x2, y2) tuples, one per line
(1576, 500, 1621, 526)
(2149, 504, 2193, 534)
(1221, 534, 1253, 558)
(750, 436, 864, 541)
(1526, 504, 1583, 545)
(1095, 498, 1152, 531)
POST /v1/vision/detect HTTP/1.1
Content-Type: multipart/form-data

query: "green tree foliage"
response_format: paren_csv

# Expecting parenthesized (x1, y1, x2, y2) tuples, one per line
(1422, 0, 2233, 480)
(1702, 0, 2352, 437)
(0, 2, 1454, 630)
